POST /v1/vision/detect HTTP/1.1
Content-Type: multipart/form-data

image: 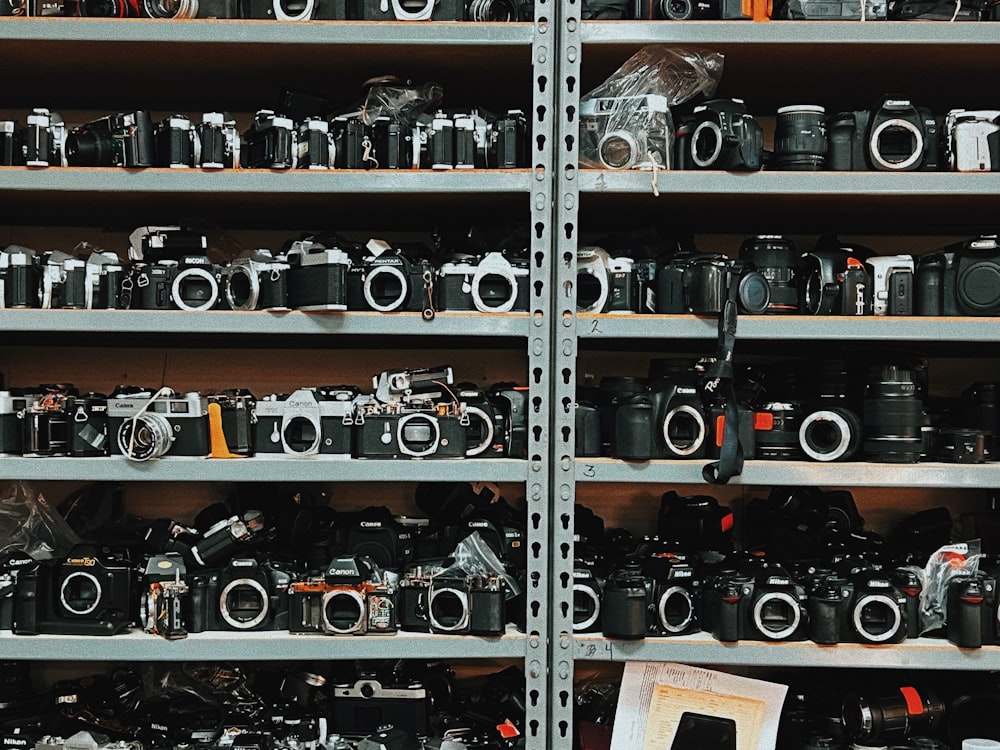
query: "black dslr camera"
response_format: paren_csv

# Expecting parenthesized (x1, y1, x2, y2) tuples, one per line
(335, 506, 417, 570)
(65, 110, 154, 168)
(942, 235, 1000, 316)
(288, 554, 397, 636)
(827, 95, 940, 172)
(946, 569, 998, 648)
(185, 557, 293, 632)
(800, 239, 872, 316)
(656, 252, 771, 315)
(703, 559, 809, 643)
(808, 565, 910, 645)
(640, 553, 702, 637)
(613, 373, 709, 460)
(346, 240, 435, 314)
(14, 544, 138, 636)
(675, 99, 764, 171)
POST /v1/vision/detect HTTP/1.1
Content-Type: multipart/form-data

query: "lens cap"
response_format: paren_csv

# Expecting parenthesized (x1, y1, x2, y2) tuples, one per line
(738, 271, 771, 313)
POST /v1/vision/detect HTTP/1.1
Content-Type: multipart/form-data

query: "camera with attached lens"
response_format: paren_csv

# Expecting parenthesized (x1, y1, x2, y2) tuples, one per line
(841, 688, 945, 744)
(65, 110, 153, 168)
(13, 544, 138, 636)
(347, 240, 435, 314)
(676, 99, 764, 171)
(945, 109, 1000, 172)
(222, 249, 290, 312)
(436, 251, 530, 314)
(195, 112, 240, 169)
(331, 677, 430, 737)
(738, 235, 800, 314)
(106, 387, 210, 461)
(946, 570, 998, 648)
(827, 96, 940, 172)
(657, 253, 771, 315)
(242, 110, 296, 170)
(427, 571, 506, 636)
(579, 94, 671, 171)
(285, 238, 352, 312)
(704, 559, 809, 643)
(139, 553, 189, 640)
(576, 247, 637, 314)
(252, 386, 357, 459)
(185, 556, 292, 632)
(21, 385, 108, 458)
(808, 564, 909, 645)
(288, 554, 397, 636)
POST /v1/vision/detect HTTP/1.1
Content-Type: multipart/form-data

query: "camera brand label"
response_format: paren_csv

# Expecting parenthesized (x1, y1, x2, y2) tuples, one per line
(673, 569, 693, 578)
(359, 521, 383, 528)
(869, 580, 891, 589)
(468, 520, 489, 528)
(66, 557, 96, 566)
(328, 569, 358, 577)
(231, 559, 255, 567)
(573, 570, 591, 579)
(150, 724, 168, 733)
(4, 738, 29, 746)
(677, 387, 696, 395)
(285, 399, 318, 410)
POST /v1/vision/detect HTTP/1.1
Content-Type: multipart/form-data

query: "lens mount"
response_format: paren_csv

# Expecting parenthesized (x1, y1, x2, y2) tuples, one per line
(428, 586, 470, 632)
(118, 412, 174, 461)
(597, 130, 640, 170)
(471, 256, 518, 313)
(576, 259, 610, 315)
(224, 265, 260, 312)
(363, 265, 409, 312)
(691, 120, 723, 168)
(219, 578, 269, 630)
(281, 412, 321, 456)
(390, 0, 435, 20)
(869, 118, 924, 171)
(852, 593, 902, 643)
(463, 405, 495, 457)
(321, 589, 366, 634)
(397, 413, 440, 457)
(572, 583, 601, 632)
(657, 585, 694, 634)
(141, 0, 197, 17)
(662, 404, 707, 457)
(272, 0, 314, 19)
(800, 410, 854, 462)
(171, 267, 219, 312)
(752, 591, 801, 640)
(59, 571, 102, 616)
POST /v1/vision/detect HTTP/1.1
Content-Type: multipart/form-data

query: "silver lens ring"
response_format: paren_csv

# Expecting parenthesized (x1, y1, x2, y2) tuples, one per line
(281, 412, 321, 456)
(800, 410, 853, 462)
(117, 412, 173, 461)
(691, 120, 723, 168)
(363, 266, 408, 312)
(389, 0, 434, 20)
(219, 578, 269, 630)
(273, 0, 314, 20)
(662, 404, 707, 457)
(224, 266, 260, 312)
(171, 267, 219, 312)
(869, 118, 924, 171)
(752, 591, 801, 640)
(471, 265, 517, 314)
(852, 593, 901, 643)
(60, 571, 102, 616)
(428, 587, 470, 632)
(141, 0, 197, 18)
(321, 589, 366, 634)
(397, 413, 441, 458)
(657, 585, 694, 634)
(572, 583, 601, 632)
(597, 130, 640, 170)
(463, 405, 495, 457)
(576, 262, 609, 315)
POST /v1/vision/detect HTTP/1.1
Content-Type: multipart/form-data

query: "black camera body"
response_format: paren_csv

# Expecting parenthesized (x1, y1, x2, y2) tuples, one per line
(601, 563, 649, 640)
(571, 560, 604, 634)
(800, 246, 871, 316)
(809, 568, 909, 645)
(252, 387, 357, 459)
(195, 112, 241, 169)
(828, 96, 940, 172)
(657, 253, 769, 315)
(641, 554, 702, 637)
(489, 383, 529, 459)
(242, 110, 296, 169)
(336, 506, 416, 570)
(948, 235, 1000, 316)
(354, 402, 468, 459)
(65, 110, 154, 168)
(914, 251, 960, 316)
(14, 544, 138, 636)
(347, 243, 434, 313)
(613, 376, 709, 460)
(285, 240, 352, 311)
(0, 246, 41, 309)
(426, 572, 506, 636)
(153, 114, 194, 168)
(132, 255, 220, 312)
(705, 563, 809, 643)
(946, 571, 998, 648)
(676, 99, 764, 171)
(287, 555, 397, 636)
(0, 391, 27, 455)
(185, 557, 292, 632)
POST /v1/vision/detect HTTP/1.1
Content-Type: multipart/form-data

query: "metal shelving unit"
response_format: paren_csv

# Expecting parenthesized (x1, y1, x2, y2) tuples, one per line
(0, 13, 555, 750)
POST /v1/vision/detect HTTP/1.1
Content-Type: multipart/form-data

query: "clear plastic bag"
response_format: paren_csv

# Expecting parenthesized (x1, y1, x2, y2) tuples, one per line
(913, 539, 982, 634)
(579, 45, 724, 170)
(356, 77, 445, 127)
(0, 481, 80, 560)
(439, 530, 521, 600)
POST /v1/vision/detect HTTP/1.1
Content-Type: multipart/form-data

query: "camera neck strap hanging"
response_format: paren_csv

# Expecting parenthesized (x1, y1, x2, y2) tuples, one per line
(701, 271, 743, 485)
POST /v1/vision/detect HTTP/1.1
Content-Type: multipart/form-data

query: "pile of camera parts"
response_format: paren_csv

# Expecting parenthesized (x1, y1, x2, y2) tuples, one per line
(577, 356, 999, 466)
(571, 485, 1000, 649)
(2, 481, 527, 639)
(0, 660, 527, 750)
(1, 227, 532, 317)
(577, 234, 1000, 319)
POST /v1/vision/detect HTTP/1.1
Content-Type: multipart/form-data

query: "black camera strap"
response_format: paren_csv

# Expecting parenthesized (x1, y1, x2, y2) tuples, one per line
(701, 271, 744, 485)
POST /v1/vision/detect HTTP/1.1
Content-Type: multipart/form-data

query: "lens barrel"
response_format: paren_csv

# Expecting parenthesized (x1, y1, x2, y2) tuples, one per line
(842, 688, 944, 743)
(739, 236, 800, 313)
(863, 364, 923, 463)
(774, 105, 828, 171)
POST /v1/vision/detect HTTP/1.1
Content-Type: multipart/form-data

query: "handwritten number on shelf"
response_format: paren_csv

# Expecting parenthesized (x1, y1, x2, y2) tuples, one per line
(589, 319, 602, 335)
(583, 464, 596, 478)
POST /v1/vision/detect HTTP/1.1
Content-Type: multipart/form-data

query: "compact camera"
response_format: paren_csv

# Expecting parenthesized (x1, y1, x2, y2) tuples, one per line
(579, 94, 671, 170)
(252, 387, 357, 458)
(808, 567, 909, 645)
(346, 241, 435, 314)
(775, 0, 886, 18)
(222, 249, 290, 312)
(14, 544, 138, 636)
(288, 555, 397, 636)
(945, 109, 1000, 172)
(285, 239, 352, 312)
(185, 557, 292, 632)
(828, 96, 940, 172)
(576, 247, 637, 314)
(106, 387, 210, 461)
(676, 99, 764, 171)
(20, 386, 108, 458)
(436, 252, 530, 314)
(704, 561, 810, 643)
(64, 111, 154, 168)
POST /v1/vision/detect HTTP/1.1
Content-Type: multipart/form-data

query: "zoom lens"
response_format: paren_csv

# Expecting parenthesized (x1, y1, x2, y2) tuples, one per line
(739, 235, 800, 313)
(755, 402, 804, 459)
(774, 105, 828, 171)
(117, 413, 173, 461)
(842, 688, 944, 742)
(863, 364, 923, 463)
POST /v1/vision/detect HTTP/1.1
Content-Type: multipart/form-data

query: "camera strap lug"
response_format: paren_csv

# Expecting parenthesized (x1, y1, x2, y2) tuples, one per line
(422, 269, 436, 321)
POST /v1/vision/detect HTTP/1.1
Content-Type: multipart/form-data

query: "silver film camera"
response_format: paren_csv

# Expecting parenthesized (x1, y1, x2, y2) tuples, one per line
(579, 94, 671, 170)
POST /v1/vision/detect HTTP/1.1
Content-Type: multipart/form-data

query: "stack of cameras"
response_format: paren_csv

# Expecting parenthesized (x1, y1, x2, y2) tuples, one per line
(2, 481, 527, 641)
(580, 93, 1000, 172)
(0, 661, 527, 750)
(0, 0, 531, 21)
(577, 355, 1000, 466)
(0, 367, 529, 462)
(0, 227, 531, 316)
(589, 0, 997, 18)
(574, 233, 1000, 318)
(0, 106, 529, 170)
(572, 488, 1000, 650)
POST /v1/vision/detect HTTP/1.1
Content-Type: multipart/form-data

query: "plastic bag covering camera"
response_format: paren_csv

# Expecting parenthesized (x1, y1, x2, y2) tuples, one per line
(0, 481, 80, 560)
(358, 78, 445, 127)
(905, 539, 982, 635)
(579, 46, 724, 171)
(440, 530, 521, 599)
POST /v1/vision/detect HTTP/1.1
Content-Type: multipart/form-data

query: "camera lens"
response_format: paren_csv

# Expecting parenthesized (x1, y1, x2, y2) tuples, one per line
(364, 266, 408, 312)
(597, 131, 639, 170)
(283, 415, 320, 455)
(800, 408, 863, 462)
(662, 405, 707, 457)
(774, 105, 828, 171)
(863, 364, 923, 463)
(657, 586, 694, 633)
(869, 119, 923, 171)
(59, 571, 102, 615)
(141, 0, 196, 17)
(572, 582, 601, 632)
(65, 128, 114, 167)
(739, 235, 800, 313)
(273, 0, 314, 18)
(117, 413, 173, 461)
(752, 591, 802, 640)
(842, 689, 944, 743)
(429, 587, 469, 632)
(660, 0, 693, 17)
(466, 0, 518, 20)
(755, 402, 804, 459)
(323, 590, 365, 634)
(219, 578, 269, 630)
(852, 594, 902, 643)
